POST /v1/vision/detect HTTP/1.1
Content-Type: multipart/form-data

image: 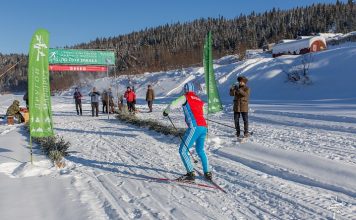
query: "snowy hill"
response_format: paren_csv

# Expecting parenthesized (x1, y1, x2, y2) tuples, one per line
(1, 42, 356, 220)
(68, 42, 356, 102)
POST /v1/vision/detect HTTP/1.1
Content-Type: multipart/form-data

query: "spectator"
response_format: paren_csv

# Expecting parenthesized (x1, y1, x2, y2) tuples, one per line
(124, 86, 136, 113)
(89, 87, 100, 117)
(73, 87, 83, 115)
(146, 85, 155, 112)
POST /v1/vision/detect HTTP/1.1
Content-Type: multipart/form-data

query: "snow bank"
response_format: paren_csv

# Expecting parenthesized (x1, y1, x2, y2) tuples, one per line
(0, 160, 54, 178)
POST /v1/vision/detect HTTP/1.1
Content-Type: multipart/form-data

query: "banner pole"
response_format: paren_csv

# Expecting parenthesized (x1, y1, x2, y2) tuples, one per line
(107, 65, 110, 119)
(30, 135, 33, 165)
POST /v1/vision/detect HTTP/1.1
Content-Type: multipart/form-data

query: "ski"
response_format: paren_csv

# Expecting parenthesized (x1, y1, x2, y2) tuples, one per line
(194, 169, 227, 194)
(148, 177, 219, 190)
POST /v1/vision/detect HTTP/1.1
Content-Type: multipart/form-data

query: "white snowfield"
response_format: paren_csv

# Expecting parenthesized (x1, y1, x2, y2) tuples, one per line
(1, 42, 356, 220)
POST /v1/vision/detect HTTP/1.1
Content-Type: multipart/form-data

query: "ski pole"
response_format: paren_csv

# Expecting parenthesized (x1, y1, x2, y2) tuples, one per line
(206, 118, 235, 129)
(166, 115, 198, 164)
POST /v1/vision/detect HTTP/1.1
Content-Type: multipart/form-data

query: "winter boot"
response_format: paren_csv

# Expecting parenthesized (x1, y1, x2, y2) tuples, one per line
(243, 132, 250, 138)
(236, 129, 241, 137)
(204, 172, 213, 181)
(176, 171, 195, 181)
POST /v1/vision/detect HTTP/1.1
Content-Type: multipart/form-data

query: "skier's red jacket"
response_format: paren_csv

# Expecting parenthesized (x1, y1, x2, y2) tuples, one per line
(183, 92, 207, 127)
(124, 90, 136, 102)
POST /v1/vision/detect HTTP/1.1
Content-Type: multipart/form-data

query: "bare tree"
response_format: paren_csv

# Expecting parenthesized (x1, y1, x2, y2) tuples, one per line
(284, 53, 313, 85)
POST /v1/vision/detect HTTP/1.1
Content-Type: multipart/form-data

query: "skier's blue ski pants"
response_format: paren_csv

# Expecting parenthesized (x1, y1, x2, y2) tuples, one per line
(179, 126, 210, 173)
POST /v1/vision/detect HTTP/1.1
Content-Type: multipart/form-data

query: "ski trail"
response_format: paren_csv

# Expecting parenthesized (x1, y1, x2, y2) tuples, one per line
(51, 99, 356, 219)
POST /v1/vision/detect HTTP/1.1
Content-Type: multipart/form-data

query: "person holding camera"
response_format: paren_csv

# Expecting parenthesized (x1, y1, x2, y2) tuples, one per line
(230, 76, 250, 138)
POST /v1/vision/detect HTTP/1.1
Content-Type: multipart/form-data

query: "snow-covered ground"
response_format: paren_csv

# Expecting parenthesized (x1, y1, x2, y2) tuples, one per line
(1, 42, 356, 219)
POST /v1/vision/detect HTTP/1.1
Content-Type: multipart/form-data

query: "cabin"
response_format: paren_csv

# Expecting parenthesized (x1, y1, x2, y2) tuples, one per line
(272, 36, 327, 58)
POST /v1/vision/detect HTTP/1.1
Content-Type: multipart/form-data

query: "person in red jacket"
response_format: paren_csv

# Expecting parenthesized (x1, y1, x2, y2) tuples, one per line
(124, 86, 136, 113)
(163, 82, 211, 181)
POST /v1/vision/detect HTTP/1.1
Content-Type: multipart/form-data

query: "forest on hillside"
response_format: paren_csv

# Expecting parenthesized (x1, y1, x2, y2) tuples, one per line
(0, 0, 355, 92)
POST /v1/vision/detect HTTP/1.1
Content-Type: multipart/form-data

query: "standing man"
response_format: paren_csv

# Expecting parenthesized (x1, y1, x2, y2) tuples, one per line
(89, 87, 100, 117)
(124, 86, 136, 113)
(23, 92, 29, 109)
(101, 90, 108, 113)
(73, 87, 83, 116)
(146, 85, 155, 112)
(118, 95, 124, 112)
(163, 82, 212, 181)
(107, 88, 115, 113)
(230, 76, 250, 138)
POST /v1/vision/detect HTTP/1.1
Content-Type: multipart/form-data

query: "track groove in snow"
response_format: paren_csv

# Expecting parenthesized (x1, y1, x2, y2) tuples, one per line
(50, 99, 356, 219)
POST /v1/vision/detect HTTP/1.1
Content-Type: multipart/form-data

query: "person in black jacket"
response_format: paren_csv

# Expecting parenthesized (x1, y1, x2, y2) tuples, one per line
(23, 92, 29, 109)
(73, 87, 83, 115)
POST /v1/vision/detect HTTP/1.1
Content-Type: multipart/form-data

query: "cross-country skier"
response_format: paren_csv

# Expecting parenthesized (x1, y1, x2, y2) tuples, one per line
(163, 82, 212, 181)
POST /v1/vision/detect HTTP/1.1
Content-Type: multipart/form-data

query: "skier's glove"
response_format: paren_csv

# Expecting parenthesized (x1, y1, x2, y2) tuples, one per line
(163, 111, 169, 117)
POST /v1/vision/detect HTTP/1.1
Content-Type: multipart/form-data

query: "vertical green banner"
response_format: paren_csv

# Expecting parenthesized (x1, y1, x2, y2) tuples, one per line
(204, 31, 223, 114)
(28, 29, 54, 137)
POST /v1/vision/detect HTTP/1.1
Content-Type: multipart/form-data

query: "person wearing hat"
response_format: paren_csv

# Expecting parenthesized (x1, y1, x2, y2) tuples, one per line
(146, 85, 155, 112)
(163, 82, 212, 181)
(230, 76, 251, 138)
(124, 86, 136, 113)
(6, 100, 25, 123)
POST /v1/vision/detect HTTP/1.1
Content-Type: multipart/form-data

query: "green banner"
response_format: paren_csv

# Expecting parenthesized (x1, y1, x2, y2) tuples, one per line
(49, 49, 115, 65)
(204, 31, 223, 114)
(28, 29, 54, 137)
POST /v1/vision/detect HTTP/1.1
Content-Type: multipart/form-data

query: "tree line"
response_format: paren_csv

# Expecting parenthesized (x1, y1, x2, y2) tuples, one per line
(0, 0, 355, 92)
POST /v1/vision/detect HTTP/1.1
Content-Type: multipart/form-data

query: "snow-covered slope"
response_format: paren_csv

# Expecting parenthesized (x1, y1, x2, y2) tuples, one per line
(1, 42, 356, 220)
(69, 42, 356, 102)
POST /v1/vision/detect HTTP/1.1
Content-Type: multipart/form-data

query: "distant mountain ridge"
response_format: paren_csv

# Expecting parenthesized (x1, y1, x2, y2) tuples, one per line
(0, 0, 355, 92)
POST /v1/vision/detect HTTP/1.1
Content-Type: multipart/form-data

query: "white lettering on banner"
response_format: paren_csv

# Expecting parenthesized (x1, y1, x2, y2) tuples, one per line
(33, 34, 47, 62)
(49, 51, 56, 59)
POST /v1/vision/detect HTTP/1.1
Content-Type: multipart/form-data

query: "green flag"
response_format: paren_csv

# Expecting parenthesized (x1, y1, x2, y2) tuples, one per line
(204, 31, 223, 114)
(28, 29, 54, 137)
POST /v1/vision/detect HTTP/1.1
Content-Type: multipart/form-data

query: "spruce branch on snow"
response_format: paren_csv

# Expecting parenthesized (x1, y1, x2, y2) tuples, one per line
(24, 124, 70, 164)
(115, 113, 185, 137)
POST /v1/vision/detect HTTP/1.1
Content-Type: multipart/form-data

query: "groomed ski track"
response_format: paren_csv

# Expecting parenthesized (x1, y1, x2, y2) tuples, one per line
(53, 98, 356, 220)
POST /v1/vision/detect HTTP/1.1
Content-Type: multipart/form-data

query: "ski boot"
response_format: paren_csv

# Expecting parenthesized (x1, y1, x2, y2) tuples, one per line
(204, 172, 213, 181)
(176, 171, 195, 182)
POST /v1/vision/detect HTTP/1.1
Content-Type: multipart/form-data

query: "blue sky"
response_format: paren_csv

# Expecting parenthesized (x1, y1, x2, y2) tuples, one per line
(0, 0, 345, 54)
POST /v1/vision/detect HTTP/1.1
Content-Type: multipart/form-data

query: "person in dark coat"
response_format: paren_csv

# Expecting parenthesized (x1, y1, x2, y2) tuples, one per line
(107, 88, 115, 113)
(101, 90, 108, 113)
(118, 95, 124, 112)
(229, 76, 251, 137)
(6, 100, 24, 123)
(73, 88, 83, 115)
(124, 87, 136, 113)
(23, 92, 29, 109)
(89, 87, 100, 117)
(146, 85, 155, 112)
